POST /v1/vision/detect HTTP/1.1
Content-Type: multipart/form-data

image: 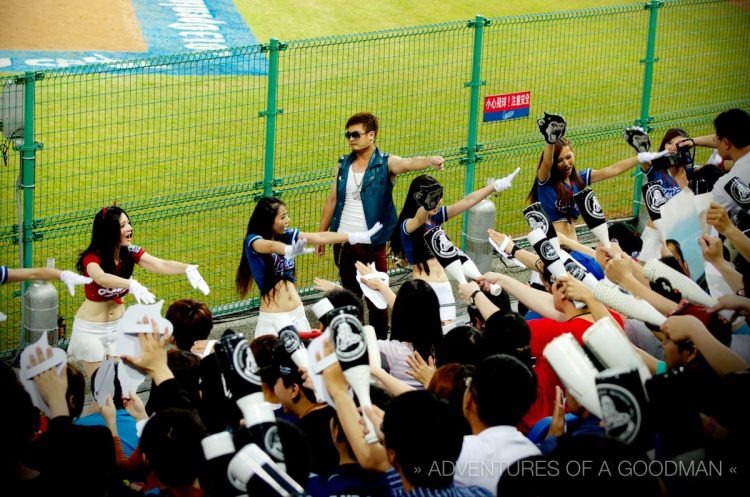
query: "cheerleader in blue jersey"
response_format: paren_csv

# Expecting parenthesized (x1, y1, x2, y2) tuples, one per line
(390, 170, 519, 331)
(236, 196, 381, 337)
(639, 128, 693, 201)
(528, 112, 666, 241)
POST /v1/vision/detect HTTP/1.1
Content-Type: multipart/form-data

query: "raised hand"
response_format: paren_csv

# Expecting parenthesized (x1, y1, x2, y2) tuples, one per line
(624, 126, 651, 153)
(29, 346, 69, 418)
(405, 351, 436, 388)
(120, 318, 172, 384)
(698, 234, 724, 265)
(706, 202, 732, 233)
(538, 112, 567, 144)
(123, 391, 148, 421)
(548, 385, 567, 437)
(492, 167, 521, 193)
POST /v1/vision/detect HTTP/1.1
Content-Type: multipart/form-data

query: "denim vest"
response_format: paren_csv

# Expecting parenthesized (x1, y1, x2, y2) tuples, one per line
(330, 147, 395, 245)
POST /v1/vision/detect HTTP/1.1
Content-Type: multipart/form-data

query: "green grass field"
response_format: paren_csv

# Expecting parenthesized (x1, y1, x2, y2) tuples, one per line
(1, 0, 748, 353)
(234, 0, 631, 41)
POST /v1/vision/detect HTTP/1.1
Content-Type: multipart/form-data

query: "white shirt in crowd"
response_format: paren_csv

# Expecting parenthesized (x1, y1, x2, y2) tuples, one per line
(454, 425, 541, 496)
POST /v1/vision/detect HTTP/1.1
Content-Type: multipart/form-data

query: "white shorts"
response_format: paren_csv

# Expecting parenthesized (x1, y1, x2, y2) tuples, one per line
(428, 280, 457, 323)
(255, 304, 311, 339)
(67, 317, 120, 362)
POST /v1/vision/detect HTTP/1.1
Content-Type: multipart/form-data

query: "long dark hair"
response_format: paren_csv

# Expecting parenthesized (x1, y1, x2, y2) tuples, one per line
(390, 279, 443, 360)
(527, 138, 585, 217)
(235, 197, 288, 300)
(390, 175, 441, 274)
(76, 205, 135, 278)
(658, 128, 689, 152)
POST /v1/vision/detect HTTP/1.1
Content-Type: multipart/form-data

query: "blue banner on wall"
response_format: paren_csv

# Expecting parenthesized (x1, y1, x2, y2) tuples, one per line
(0, 0, 267, 75)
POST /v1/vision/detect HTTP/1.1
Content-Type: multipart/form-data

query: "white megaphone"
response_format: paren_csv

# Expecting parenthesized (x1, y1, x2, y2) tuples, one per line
(583, 316, 652, 386)
(543, 333, 602, 419)
(592, 280, 667, 327)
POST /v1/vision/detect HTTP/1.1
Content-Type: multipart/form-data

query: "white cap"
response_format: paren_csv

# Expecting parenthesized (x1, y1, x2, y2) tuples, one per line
(312, 298, 334, 319)
(202, 431, 235, 460)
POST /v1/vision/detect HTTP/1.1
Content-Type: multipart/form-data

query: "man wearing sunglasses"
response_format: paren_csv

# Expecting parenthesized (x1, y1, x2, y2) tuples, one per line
(318, 112, 445, 339)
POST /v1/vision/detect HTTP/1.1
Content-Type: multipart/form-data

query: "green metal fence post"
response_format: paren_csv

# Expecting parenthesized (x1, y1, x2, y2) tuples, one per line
(632, 0, 662, 218)
(15, 71, 43, 352)
(260, 38, 287, 197)
(461, 15, 488, 250)
(16, 72, 43, 269)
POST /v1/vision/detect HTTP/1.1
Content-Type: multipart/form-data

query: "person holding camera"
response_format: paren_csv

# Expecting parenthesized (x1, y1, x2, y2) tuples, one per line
(528, 113, 666, 241)
(638, 128, 694, 201)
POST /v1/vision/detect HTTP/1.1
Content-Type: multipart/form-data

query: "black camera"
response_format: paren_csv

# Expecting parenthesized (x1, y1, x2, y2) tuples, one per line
(650, 148, 693, 170)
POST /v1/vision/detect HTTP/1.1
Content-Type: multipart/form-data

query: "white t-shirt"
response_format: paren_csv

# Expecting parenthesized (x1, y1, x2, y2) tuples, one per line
(376, 339, 424, 390)
(454, 425, 541, 493)
(337, 170, 368, 234)
(711, 151, 750, 215)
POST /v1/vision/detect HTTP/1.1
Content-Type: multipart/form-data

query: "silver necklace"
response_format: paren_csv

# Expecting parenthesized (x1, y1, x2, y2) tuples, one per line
(352, 170, 364, 200)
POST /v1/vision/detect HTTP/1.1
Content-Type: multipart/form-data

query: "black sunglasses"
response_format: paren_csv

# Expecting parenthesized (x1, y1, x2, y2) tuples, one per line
(345, 130, 370, 140)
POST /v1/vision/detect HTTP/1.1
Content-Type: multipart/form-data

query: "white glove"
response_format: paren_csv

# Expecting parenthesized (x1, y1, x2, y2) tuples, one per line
(59, 270, 92, 296)
(284, 238, 314, 259)
(637, 150, 668, 164)
(0, 311, 6, 322)
(128, 279, 156, 305)
(185, 265, 210, 295)
(348, 222, 383, 245)
(491, 167, 521, 192)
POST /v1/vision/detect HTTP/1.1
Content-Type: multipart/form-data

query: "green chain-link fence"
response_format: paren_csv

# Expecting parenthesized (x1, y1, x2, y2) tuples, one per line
(1, 0, 749, 356)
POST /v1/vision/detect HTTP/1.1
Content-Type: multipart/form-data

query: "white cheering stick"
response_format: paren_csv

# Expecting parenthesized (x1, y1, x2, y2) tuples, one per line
(488, 233, 526, 268)
(592, 280, 667, 326)
(202, 432, 243, 497)
(363, 325, 381, 370)
(422, 226, 501, 295)
(583, 316, 652, 386)
(276, 320, 325, 404)
(524, 202, 560, 251)
(573, 188, 610, 248)
(423, 226, 467, 284)
(643, 259, 716, 308)
(457, 250, 501, 296)
(527, 228, 585, 308)
(330, 310, 379, 444)
(558, 248, 599, 289)
(543, 333, 602, 419)
(641, 181, 667, 237)
(228, 444, 306, 497)
(526, 228, 566, 279)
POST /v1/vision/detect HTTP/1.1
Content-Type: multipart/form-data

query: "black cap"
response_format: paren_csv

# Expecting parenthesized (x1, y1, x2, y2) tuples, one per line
(269, 342, 303, 386)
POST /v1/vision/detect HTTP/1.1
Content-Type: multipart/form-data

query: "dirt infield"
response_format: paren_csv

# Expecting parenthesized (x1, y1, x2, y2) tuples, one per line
(1, 0, 146, 52)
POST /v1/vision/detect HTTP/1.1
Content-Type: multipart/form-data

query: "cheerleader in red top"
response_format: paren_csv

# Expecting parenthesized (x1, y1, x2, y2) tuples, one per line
(68, 205, 209, 378)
